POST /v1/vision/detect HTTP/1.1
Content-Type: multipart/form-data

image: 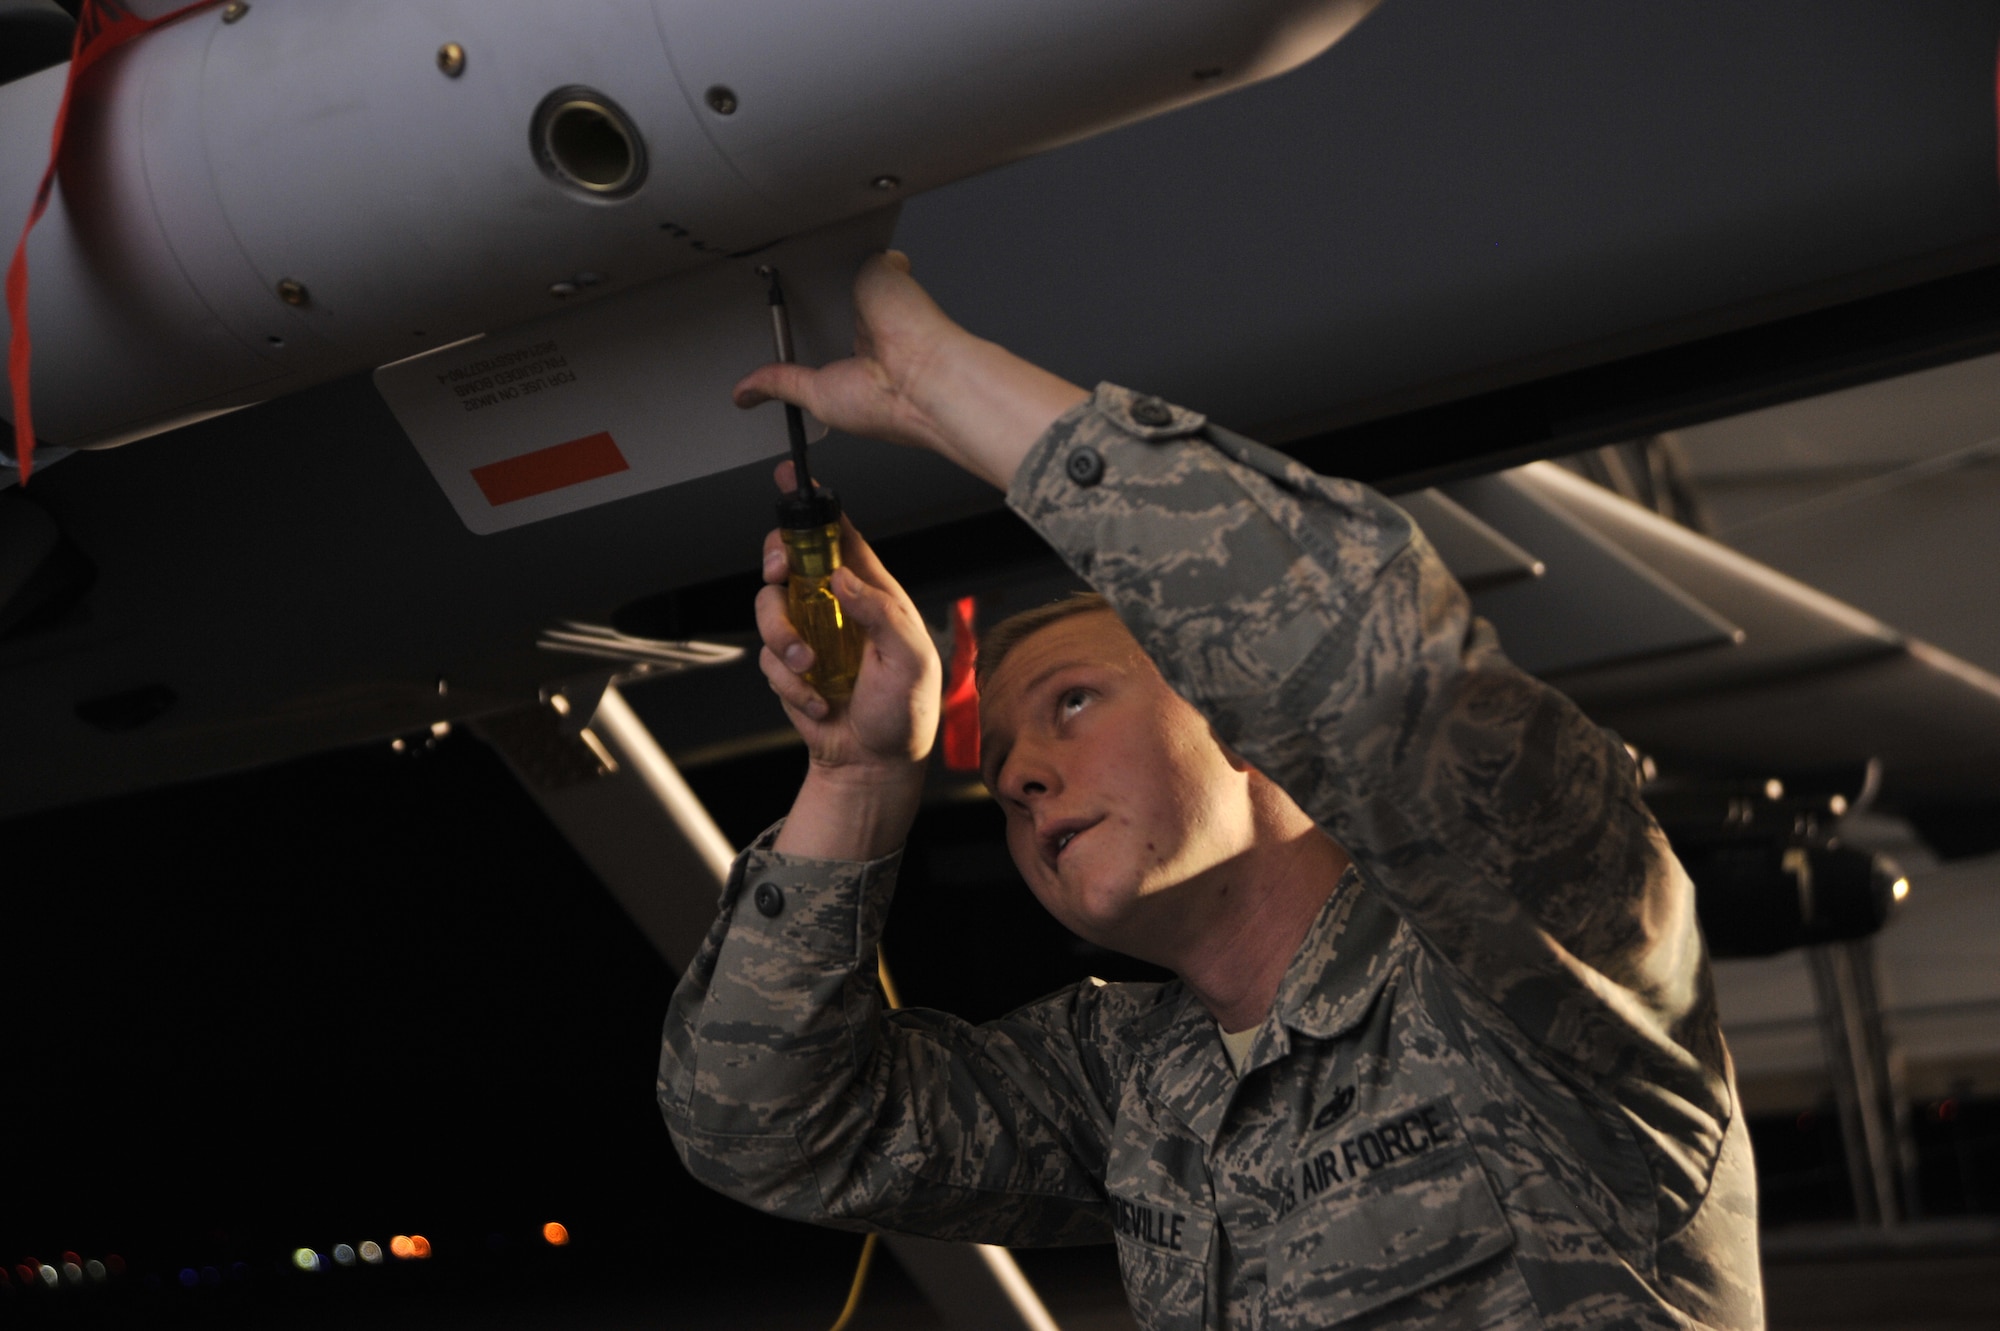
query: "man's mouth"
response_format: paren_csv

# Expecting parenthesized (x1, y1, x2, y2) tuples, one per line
(1044, 818, 1100, 866)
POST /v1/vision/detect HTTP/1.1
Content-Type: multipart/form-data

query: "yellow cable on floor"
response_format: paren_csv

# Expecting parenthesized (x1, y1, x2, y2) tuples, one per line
(823, 949, 902, 1331)
(876, 949, 904, 1012)
(827, 1233, 880, 1331)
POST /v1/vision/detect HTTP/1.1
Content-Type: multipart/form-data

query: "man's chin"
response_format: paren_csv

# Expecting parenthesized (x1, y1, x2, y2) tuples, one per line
(1062, 880, 1170, 958)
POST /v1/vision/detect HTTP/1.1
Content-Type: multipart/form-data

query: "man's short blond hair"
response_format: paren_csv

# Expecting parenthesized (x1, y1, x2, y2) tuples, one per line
(975, 592, 1118, 694)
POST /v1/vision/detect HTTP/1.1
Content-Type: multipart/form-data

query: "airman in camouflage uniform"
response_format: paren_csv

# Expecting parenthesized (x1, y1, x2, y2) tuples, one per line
(660, 257, 1762, 1330)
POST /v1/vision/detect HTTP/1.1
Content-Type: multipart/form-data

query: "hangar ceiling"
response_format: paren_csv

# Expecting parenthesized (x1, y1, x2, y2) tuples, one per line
(1672, 349, 2000, 682)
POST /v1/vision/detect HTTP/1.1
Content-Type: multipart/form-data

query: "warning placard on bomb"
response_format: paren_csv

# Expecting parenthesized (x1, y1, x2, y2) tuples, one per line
(374, 208, 896, 535)
(435, 341, 578, 412)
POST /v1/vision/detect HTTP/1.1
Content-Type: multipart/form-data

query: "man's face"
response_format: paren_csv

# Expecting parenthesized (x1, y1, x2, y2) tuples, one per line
(979, 611, 1260, 961)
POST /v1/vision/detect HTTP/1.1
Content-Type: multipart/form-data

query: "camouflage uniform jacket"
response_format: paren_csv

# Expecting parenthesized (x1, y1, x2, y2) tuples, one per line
(660, 385, 1763, 1330)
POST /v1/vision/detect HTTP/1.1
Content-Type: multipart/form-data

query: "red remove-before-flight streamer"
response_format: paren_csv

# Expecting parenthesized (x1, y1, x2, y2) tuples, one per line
(5, 0, 222, 483)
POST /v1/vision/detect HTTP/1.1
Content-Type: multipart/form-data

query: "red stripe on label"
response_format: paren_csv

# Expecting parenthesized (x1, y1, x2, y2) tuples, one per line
(470, 432, 629, 506)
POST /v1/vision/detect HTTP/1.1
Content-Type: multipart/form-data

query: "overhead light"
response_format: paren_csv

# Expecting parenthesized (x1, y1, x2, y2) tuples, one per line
(1679, 840, 1908, 957)
(1650, 771, 1907, 957)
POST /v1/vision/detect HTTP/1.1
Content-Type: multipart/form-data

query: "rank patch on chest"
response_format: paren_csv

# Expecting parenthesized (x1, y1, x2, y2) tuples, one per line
(1310, 1082, 1357, 1130)
(1290, 1099, 1458, 1207)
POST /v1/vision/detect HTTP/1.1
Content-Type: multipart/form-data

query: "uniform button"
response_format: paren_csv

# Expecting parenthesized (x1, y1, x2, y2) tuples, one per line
(1065, 446, 1105, 487)
(1130, 396, 1173, 427)
(753, 883, 784, 917)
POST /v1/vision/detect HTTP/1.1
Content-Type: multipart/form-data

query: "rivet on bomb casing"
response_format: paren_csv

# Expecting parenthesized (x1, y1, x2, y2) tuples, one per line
(870, 175, 901, 191)
(276, 279, 308, 306)
(221, 1, 248, 23)
(548, 272, 601, 299)
(705, 86, 737, 115)
(437, 43, 466, 78)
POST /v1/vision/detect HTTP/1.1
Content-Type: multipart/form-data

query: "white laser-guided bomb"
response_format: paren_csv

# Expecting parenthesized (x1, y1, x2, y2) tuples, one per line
(0, 0, 1376, 466)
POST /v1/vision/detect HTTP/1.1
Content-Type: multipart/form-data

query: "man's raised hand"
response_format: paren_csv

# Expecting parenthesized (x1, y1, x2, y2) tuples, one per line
(760, 464, 940, 861)
(733, 251, 1088, 493)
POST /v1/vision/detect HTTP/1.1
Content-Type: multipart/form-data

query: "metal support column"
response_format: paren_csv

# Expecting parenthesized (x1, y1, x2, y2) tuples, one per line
(1805, 937, 1911, 1226)
(476, 683, 1063, 1331)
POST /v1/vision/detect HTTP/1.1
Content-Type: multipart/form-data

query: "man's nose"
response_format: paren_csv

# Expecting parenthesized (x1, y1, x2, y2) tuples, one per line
(998, 744, 1059, 803)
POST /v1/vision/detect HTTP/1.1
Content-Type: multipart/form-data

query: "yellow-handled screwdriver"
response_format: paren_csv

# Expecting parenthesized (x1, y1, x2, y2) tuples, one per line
(764, 269, 864, 701)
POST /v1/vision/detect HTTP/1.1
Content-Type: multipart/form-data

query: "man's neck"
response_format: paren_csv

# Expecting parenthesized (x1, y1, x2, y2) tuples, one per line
(1171, 825, 1350, 1035)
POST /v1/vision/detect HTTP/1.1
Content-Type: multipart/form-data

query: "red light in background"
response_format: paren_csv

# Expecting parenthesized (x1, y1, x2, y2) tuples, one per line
(942, 596, 980, 772)
(541, 1222, 569, 1247)
(409, 1235, 431, 1259)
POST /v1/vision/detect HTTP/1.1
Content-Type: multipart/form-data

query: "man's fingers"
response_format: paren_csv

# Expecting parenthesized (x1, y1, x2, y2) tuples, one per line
(755, 584, 814, 673)
(759, 645, 828, 721)
(763, 528, 788, 586)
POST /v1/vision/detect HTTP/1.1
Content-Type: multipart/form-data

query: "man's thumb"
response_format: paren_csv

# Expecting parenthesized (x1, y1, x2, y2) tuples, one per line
(833, 567, 891, 634)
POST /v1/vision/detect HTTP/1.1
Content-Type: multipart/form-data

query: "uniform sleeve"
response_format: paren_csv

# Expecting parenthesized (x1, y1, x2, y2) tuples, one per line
(658, 822, 1122, 1246)
(1007, 386, 1725, 1102)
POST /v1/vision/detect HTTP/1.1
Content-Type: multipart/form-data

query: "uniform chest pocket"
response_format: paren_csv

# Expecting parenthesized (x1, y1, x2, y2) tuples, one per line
(1106, 1112, 1216, 1331)
(1271, 1125, 1528, 1327)
(1110, 1194, 1214, 1331)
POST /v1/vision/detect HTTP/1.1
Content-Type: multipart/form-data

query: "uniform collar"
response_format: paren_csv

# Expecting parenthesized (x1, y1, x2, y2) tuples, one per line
(1131, 866, 1404, 1148)
(1133, 989, 1237, 1149)
(1275, 865, 1405, 1041)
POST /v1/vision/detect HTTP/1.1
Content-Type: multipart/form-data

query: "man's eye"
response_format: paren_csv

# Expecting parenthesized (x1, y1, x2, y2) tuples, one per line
(1058, 688, 1090, 717)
